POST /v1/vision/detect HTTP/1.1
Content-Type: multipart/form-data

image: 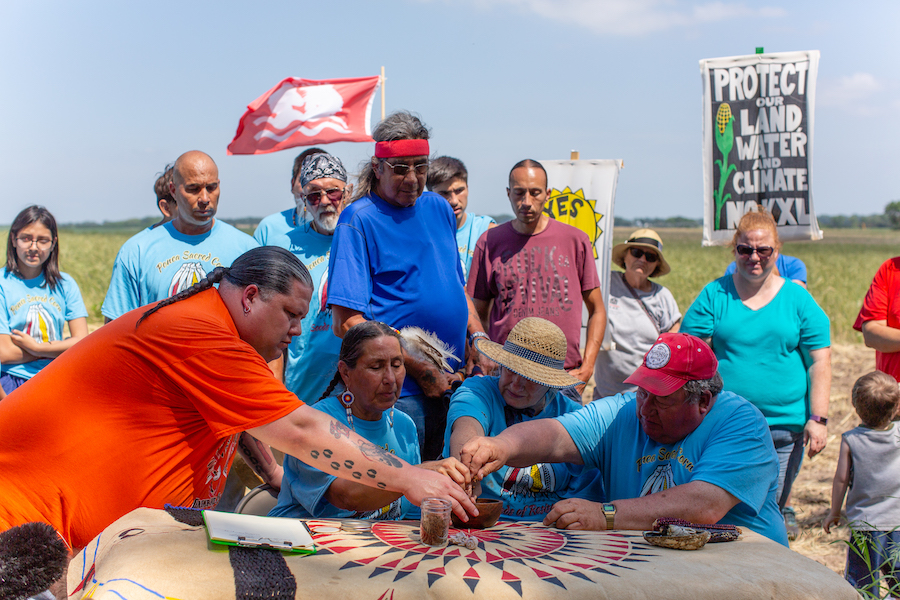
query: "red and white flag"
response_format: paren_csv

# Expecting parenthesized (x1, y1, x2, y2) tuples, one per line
(227, 76, 380, 155)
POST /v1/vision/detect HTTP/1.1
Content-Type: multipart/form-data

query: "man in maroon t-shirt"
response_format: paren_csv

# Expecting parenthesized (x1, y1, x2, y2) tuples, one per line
(467, 159, 606, 397)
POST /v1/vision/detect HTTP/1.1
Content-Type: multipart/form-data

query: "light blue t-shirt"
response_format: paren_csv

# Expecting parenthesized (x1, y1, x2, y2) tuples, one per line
(101, 220, 258, 320)
(269, 394, 420, 519)
(724, 254, 807, 284)
(557, 391, 788, 545)
(457, 213, 495, 280)
(254, 213, 341, 403)
(443, 376, 604, 521)
(0, 268, 88, 379)
(253, 208, 299, 246)
(680, 276, 830, 430)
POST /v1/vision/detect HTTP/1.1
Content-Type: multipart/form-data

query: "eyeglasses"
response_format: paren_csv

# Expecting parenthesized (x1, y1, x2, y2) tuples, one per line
(15, 236, 53, 249)
(303, 188, 345, 206)
(629, 247, 659, 262)
(735, 244, 774, 258)
(381, 160, 429, 177)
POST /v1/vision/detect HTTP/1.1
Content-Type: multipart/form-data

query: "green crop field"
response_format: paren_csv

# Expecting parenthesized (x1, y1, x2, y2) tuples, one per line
(15, 225, 898, 344)
(609, 227, 900, 344)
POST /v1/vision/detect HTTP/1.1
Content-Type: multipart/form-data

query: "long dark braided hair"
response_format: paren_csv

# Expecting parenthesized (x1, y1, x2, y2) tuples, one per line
(138, 246, 312, 326)
(319, 321, 404, 401)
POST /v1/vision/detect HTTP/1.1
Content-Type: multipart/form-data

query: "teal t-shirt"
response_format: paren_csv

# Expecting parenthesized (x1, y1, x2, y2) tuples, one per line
(254, 215, 341, 404)
(443, 376, 604, 521)
(680, 276, 830, 430)
(456, 213, 495, 279)
(0, 268, 88, 379)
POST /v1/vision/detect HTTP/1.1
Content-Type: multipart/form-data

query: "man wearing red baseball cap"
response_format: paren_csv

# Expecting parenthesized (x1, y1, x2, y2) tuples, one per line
(460, 332, 788, 545)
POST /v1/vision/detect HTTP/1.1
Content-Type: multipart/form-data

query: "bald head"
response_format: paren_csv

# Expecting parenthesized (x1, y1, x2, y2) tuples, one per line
(173, 151, 218, 186)
(168, 150, 220, 235)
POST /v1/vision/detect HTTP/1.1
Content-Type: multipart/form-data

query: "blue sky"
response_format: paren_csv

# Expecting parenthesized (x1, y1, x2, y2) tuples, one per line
(1, 0, 897, 224)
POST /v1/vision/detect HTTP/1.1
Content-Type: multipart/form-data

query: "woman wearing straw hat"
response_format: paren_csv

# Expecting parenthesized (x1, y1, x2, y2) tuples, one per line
(593, 229, 681, 400)
(444, 318, 602, 521)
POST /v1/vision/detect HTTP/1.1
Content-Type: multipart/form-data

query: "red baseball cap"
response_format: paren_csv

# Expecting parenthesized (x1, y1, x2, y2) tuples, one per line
(624, 333, 718, 396)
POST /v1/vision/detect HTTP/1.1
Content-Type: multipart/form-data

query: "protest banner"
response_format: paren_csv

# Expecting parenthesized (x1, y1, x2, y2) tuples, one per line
(541, 159, 622, 331)
(700, 51, 822, 245)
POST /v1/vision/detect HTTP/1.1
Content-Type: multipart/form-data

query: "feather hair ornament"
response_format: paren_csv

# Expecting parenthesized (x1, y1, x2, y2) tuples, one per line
(398, 327, 459, 374)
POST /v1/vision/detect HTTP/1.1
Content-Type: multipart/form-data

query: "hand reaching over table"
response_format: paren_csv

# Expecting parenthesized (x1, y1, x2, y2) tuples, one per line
(404, 466, 479, 523)
(459, 435, 512, 482)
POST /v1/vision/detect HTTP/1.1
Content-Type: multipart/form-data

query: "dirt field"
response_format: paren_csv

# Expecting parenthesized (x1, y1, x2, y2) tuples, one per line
(789, 342, 875, 574)
(584, 342, 876, 576)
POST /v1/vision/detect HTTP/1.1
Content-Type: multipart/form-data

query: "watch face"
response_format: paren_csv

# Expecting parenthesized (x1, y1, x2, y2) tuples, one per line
(603, 504, 616, 513)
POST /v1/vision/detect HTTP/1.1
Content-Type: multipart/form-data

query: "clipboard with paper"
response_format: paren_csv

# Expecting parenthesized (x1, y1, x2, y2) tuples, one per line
(202, 510, 317, 555)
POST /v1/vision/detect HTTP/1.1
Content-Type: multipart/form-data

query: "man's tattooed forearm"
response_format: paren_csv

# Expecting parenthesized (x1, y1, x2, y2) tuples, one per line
(308, 449, 390, 489)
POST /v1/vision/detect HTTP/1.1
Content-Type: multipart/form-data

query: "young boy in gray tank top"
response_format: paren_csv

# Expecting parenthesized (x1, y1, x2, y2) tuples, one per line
(823, 371, 900, 596)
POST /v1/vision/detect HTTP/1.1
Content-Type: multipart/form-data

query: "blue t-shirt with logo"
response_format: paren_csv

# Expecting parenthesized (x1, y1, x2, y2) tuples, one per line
(102, 220, 258, 320)
(443, 376, 605, 521)
(0, 268, 88, 379)
(457, 213, 495, 280)
(557, 391, 788, 545)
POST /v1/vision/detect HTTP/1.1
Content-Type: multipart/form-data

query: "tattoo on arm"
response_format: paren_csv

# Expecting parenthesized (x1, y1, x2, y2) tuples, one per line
(237, 433, 269, 482)
(357, 439, 403, 468)
(330, 420, 351, 440)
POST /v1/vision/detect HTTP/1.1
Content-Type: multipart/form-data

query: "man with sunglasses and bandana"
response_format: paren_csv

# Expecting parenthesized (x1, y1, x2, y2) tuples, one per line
(254, 151, 350, 405)
(467, 159, 606, 401)
(327, 111, 490, 461)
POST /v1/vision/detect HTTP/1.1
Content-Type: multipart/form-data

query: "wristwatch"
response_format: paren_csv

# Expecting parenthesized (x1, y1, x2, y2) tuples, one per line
(809, 415, 828, 425)
(601, 503, 616, 530)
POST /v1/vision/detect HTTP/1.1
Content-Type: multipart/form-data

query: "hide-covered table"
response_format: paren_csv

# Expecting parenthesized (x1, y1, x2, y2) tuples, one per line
(68, 507, 860, 599)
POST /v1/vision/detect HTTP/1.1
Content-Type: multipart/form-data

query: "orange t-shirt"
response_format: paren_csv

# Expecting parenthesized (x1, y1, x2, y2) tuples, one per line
(0, 288, 302, 549)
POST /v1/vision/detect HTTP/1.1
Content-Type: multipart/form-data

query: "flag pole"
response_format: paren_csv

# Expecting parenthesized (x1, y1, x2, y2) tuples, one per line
(380, 66, 386, 120)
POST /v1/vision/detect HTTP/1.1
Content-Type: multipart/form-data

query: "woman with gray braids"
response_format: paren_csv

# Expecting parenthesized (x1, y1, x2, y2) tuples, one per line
(0, 246, 477, 553)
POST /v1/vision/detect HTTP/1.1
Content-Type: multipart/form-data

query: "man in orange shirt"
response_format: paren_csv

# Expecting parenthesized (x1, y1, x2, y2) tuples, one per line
(0, 246, 475, 552)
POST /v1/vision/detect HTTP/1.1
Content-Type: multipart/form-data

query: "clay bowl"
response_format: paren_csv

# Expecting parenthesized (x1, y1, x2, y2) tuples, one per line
(451, 498, 503, 529)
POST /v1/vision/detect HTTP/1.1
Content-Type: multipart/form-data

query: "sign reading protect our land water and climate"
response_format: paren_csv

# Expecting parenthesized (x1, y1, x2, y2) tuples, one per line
(700, 50, 822, 246)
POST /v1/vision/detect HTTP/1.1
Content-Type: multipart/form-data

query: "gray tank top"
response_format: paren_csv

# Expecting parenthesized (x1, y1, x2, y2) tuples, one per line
(844, 421, 900, 530)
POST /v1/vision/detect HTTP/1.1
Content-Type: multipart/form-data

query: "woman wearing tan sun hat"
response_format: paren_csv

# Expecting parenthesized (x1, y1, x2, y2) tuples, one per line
(443, 318, 602, 521)
(594, 229, 681, 400)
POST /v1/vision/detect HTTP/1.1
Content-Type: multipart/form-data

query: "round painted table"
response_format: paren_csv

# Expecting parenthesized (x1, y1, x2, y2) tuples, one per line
(67, 507, 860, 599)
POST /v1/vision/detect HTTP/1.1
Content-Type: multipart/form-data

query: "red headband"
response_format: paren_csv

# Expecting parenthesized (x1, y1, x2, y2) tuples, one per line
(374, 139, 430, 158)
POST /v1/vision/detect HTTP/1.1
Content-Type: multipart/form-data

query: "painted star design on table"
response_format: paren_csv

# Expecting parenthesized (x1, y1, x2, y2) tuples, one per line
(307, 520, 657, 596)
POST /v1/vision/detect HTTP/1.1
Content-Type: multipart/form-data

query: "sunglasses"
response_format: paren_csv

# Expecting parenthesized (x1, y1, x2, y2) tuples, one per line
(303, 188, 345, 205)
(629, 247, 659, 262)
(381, 160, 429, 177)
(735, 244, 774, 258)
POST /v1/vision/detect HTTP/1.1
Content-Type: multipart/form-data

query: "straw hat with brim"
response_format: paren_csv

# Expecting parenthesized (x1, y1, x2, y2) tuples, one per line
(473, 317, 581, 389)
(611, 228, 671, 277)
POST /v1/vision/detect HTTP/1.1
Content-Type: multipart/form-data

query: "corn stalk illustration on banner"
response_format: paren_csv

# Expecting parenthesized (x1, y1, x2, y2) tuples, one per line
(700, 50, 822, 246)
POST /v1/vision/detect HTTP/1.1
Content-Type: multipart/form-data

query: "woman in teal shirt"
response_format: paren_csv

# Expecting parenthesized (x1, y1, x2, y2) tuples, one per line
(681, 206, 831, 533)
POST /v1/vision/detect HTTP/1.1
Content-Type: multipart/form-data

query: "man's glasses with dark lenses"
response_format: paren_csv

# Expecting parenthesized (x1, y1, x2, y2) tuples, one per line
(735, 244, 774, 258)
(381, 160, 429, 177)
(303, 188, 345, 205)
(629, 247, 659, 262)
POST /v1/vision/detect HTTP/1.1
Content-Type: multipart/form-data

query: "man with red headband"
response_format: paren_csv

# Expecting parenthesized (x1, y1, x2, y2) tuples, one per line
(327, 111, 489, 461)
(459, 332, 788, 545)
